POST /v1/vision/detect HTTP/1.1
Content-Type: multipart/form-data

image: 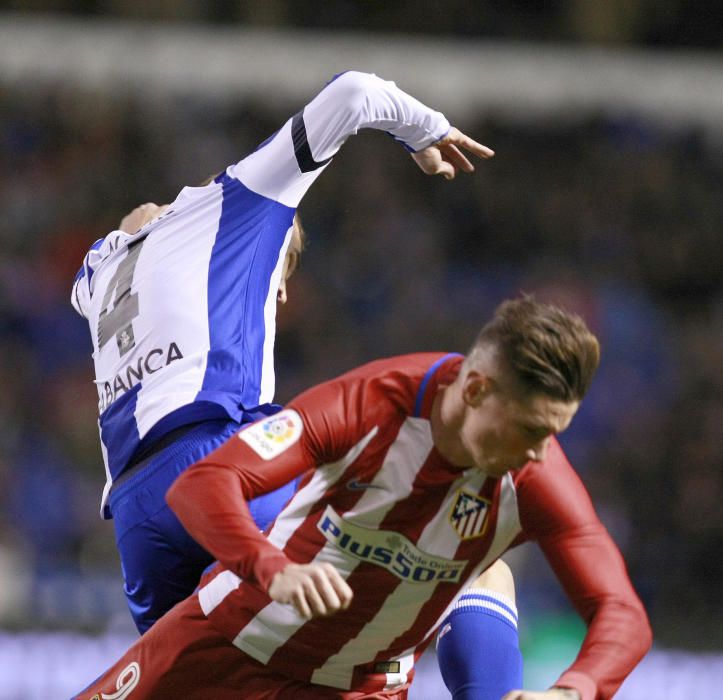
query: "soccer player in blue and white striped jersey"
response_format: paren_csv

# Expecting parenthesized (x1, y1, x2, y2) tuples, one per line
(71, 70, 494, 633)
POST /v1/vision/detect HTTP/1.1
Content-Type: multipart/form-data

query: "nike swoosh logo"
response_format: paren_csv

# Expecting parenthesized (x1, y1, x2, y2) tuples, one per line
(346, 479, 385, 491)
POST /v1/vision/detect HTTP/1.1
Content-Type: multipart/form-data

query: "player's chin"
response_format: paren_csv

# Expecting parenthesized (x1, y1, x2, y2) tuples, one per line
(480, 458, 517, 477)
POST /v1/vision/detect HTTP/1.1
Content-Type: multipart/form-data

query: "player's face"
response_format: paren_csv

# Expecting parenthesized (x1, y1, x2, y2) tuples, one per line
(459, 379, 578, 476)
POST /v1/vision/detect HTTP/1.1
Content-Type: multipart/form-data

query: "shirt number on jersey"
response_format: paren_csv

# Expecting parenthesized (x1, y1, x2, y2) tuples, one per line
(97, 237, 146, 356)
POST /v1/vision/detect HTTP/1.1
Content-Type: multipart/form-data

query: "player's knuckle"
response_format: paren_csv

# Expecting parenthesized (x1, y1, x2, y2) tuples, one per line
(304, 578, 320, 593)
(314, 566, 331, 581)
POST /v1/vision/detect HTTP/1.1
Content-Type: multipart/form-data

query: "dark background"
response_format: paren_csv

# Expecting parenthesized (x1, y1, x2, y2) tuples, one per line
(2, 0, 723, 47)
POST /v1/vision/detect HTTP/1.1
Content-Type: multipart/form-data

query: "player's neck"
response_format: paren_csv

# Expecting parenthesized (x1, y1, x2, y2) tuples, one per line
(430, 385, 470, 469)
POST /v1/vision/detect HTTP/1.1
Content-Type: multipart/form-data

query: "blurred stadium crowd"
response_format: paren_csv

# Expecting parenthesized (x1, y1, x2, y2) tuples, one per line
(3, 0, 723, 47)
(0, 2, 721, 666)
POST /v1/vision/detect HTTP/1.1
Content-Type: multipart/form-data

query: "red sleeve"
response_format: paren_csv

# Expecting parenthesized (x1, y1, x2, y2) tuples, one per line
(166, 355, 425, 591)
(166, 410, 312, 590)
(516, 439, 653, 700)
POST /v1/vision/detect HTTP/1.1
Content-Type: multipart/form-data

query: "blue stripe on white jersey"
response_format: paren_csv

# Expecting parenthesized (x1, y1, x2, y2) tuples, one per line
(98, 383, 141, 496)
(201, 173, 293, 409)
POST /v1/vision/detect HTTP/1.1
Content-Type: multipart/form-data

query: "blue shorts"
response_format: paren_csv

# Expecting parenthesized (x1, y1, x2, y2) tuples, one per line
(108, 418, 297, 634)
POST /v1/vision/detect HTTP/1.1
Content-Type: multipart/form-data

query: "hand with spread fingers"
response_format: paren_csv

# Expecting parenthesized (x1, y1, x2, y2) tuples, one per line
(411, 126, 495, 180)
(269, 562, 354, 620)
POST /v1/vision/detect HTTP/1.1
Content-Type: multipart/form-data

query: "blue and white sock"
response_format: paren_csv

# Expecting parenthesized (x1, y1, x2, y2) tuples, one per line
(436, 588, 523, 700)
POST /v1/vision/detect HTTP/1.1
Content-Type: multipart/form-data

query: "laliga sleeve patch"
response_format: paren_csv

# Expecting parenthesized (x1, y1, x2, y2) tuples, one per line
(238, 409, 303, 460)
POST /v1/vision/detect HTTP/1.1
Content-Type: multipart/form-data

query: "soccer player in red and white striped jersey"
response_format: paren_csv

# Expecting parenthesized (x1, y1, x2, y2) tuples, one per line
(75, 297, 651, 700)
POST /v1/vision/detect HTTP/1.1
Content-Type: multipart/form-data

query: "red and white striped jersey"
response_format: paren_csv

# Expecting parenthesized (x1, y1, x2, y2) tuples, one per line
(167, 352, 649, 698)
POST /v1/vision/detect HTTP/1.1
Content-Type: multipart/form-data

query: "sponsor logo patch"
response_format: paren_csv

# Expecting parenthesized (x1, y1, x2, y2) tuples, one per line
(450, 489, 490, 540)
(239, 409, 303, 460)
(318, 506, 467, 584)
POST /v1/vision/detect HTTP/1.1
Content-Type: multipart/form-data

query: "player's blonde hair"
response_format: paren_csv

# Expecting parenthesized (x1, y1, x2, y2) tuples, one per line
(469, 295, 600, 402)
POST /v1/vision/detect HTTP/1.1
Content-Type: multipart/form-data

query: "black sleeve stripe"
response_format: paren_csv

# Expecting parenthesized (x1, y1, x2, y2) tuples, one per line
(291, 109, 333, 173)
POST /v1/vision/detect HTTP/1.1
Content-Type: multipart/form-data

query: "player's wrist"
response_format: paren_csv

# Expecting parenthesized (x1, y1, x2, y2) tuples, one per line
(254, 550, 294, 591)
(552, 687, 581, 700)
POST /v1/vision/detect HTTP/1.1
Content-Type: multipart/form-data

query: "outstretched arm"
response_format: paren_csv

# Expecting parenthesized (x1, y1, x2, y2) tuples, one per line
(230, 70, 494, 207)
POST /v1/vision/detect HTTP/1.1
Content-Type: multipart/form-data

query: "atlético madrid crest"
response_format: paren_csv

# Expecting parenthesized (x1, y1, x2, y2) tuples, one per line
(450, 489, 490, 540)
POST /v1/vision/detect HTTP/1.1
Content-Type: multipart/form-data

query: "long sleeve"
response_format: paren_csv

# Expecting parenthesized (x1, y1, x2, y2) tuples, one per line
(517, 440, 653, 700)
(229, 70, 451, 207)
(166, 410, 314, 590)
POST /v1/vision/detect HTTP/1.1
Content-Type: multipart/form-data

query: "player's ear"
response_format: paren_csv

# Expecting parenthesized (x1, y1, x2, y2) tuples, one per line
(277, 277, 288, 304)
(462, 371, 491, 407)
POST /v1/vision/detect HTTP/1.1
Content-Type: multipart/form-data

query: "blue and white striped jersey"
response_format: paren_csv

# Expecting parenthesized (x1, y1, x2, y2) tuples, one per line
(71, 71, 451, 517)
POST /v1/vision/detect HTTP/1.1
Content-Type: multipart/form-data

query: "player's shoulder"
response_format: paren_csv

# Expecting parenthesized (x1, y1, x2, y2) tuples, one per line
(516, 437, 571, 476)
(339, 352, 462, 415)
(340, 352, 454, 382)
(514, 437, 599, 532)
(83, 230, 137, 266)
(290, 354, 460, 420)
(513, 437, 586, 502)
(72, 231, 133, 295)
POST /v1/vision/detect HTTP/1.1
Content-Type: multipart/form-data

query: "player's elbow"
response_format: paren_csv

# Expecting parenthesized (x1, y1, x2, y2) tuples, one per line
(635, 606, 654, 657)
(618, 598, 653, 662)
(165, 469, 189, 514)
(325, 70, 384, 115)
(584, 595, 653, 664)
(331, 70, 377, 92)
(165, 464, 203, 518)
